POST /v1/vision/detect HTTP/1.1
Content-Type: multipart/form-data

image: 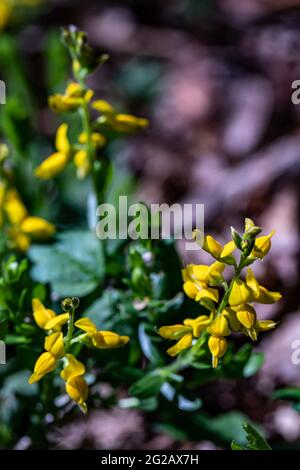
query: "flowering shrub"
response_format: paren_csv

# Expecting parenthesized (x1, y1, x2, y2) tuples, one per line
(0, 25, 283, 449)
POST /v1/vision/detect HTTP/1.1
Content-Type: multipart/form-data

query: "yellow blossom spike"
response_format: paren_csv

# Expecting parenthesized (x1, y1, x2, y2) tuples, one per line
(236, 304, 256, 329)
(202, 235, 223, 258)
(183, 313, 213, 337)
(207, 315, 230, 337)
(251, 230, 275, 259)
(208, 336, 227, 368)
(35, 151, 69, 179)
(91, 331, 130, 349)
(44, 332, 64, 359)
(75, 317, 97, 334)
(60, 354, 85, 381)
(32, 298, 56, 330)
(55, 123, 70, 154)
(65, 376, 88, 412)
(246, 268, 260, 299)
(166, 333, 193, 357)
(20, 217, 55, 238)
(229, 280, 251, 307)
(44, 313, 69, 331)
(256, 286, 282, 304)
(158, 324, 191, 340)
(28, 352, 57, 384)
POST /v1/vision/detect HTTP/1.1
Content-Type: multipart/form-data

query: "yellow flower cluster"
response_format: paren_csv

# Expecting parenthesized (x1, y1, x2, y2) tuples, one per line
(29, 299, 129, 411)
(35, 82, 148, 180)
(0, 181, 55, 251)
(158, 221, 281, 368)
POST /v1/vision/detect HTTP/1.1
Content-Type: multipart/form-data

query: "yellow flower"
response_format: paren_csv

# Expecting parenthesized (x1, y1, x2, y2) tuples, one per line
(206, 314, 230, 337)
(208, 336, 227, 368)
(229, 279, 251, 307)
(28, 332, 64, 384)
(32, 298, 69, 331)
(183, 313, 213, 337)
(60, 354, 85, 381)
(61, 354, 88, 412)
(245, 268, 260, 298)
(20, 216, 55, 239)
(49, 82, 94, 113)
(4, 189, 28, 225)
(255, 286, 282, 304)
(8, 228, 31, 251)
(74, 150, 90, 179)
(251, 230, 275, 259)
(92, 100, 149, 133)
(28, 352, 57, 384)
(44, 332, 65, 358)
(0, 1, 12, 30)
(157, 324, 194, 357)
(234, 303, 257, 341)
(202, 235, 236, 259)
(35, 123, 71, 179)
(166, 333, 193, 357)
(75, 317, 130, 349)
(78, 132, 106, 147)
(182, 262, 224, 304)
(66, 376, 88, 412)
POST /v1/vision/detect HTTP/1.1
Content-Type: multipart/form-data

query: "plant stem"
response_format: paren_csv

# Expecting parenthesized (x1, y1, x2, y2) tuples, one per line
(65, 308, 75, 352)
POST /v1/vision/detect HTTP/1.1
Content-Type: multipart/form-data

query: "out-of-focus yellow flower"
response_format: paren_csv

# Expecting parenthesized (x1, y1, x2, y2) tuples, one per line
(92, 99, 149, 133)
(0, 184, 55, 250)
(28, 332, 64, 384)
(74, 150, 90, 179)
(4, 189, 28, 225)
(61, 354, 88, 412)
(35, 123, 71, 179)
(20, 216, 55, 238)
(75, 317, 130, 349)
(32, 298, 69, 331)
(0, 0, 42, 30)
(49, 82, 94, 113)
(78, 132, 106, 147)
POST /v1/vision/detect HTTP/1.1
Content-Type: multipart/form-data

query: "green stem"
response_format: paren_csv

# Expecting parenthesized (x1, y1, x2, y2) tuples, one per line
(65, 308, 75, 352)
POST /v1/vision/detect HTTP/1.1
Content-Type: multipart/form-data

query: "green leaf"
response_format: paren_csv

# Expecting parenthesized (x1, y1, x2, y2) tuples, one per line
(28, 230, 105, 297)
(243, 352, 264, 378)
(273, 387, 300, 402)
(231, 423, 271, 450)
(129, 371, 165, 399)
